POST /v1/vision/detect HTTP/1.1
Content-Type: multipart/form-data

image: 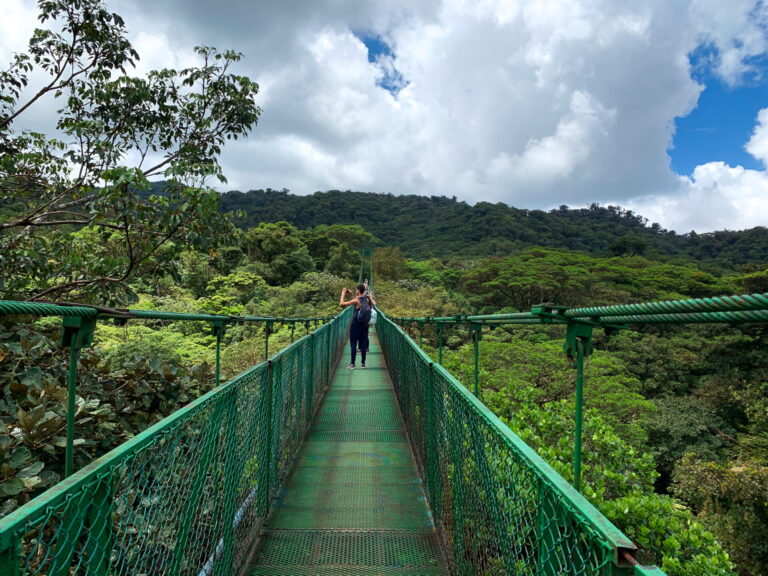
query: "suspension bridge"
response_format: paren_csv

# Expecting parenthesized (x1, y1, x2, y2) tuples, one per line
(1, 288, 766, 575)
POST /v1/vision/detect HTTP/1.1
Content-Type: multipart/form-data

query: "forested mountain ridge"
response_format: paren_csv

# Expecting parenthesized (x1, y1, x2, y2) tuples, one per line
(219, 188, 768, 265)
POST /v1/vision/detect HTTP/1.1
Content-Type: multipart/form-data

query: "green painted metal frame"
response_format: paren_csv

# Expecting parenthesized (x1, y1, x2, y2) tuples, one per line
(0, 300, 334, 480)
(393, 291, 768, 495)
(0, 305, 352, 576)
(378, 310, 665, 576)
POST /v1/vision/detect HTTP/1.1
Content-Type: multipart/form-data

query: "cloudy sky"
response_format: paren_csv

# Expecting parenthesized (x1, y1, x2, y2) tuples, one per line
(3, 0, 768, 233)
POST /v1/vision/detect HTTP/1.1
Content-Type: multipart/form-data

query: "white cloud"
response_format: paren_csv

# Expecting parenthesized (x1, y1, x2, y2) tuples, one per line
(627, 107, 768, 232)
(486, 90, 615, 187)
(3, 0, 768, 232)
(0, 0, 36, 58)
(745, 108, 768, 166)
(690, 0, 768, 84)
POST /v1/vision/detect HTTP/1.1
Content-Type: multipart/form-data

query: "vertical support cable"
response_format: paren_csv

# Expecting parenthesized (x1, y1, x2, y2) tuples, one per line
(437, 323, 444, 364)
(212, 320, 226, 387)
(264, 321, 273, 360)
(65, 346, 79, 479)
(471, 324, 482, 397)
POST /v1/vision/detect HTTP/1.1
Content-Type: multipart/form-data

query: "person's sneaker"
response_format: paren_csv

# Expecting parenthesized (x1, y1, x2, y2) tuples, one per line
(360, 364, 366, 369)
(347, 364, 355, 369)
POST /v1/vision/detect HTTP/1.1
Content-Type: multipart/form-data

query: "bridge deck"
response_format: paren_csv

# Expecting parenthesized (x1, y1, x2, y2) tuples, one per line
(248, 334, 448, 575)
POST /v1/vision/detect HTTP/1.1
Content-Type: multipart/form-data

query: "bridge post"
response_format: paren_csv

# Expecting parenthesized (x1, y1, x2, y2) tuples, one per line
(425, 363, 437, 511)
(471, 324, 483, 397)
(258, 360, 274, 519)
(211, 320, 227, 386)
(264, 321, 273, 360)
(437, 323, 444, 364)
(324, 324, 331, 388)
(306, 334, 315, 424)
(564, 320, 594, 492)
(215, 388, 240, 574)
(535, 480, 559, 576)
(169, 398, 226, 575)
(0, 536, 21, 576)
(60, 315, 96, 478)
(82, 473, 115, 576)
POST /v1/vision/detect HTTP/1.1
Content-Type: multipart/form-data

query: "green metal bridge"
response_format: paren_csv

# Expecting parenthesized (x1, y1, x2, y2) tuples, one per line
(1, 291, 766, 575)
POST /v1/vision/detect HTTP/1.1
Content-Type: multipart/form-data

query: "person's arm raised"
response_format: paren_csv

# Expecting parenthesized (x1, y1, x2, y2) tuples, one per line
(340, 288, 359, 307)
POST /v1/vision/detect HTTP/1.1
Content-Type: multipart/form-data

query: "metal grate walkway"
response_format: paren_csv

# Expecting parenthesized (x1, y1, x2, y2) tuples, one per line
(248, 334, 449, 575)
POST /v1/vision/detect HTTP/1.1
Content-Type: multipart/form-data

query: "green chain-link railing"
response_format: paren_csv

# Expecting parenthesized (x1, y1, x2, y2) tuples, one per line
(377, 310, 664, 576)
(0, 305, 351, 576)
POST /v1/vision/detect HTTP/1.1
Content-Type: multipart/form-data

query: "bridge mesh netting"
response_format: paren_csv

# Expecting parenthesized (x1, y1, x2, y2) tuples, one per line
(0, 302, 668, 576)
(0, 309, 350, 576)
(377, 311, 640, 576)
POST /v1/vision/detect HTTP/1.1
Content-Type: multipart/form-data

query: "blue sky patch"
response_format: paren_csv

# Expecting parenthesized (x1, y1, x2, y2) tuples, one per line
(353, 30, 409, 96)
(670, 44, 768, 175)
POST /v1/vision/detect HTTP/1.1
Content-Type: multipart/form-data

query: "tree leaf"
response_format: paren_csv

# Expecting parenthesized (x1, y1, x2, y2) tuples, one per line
(0, 478, 25, 497)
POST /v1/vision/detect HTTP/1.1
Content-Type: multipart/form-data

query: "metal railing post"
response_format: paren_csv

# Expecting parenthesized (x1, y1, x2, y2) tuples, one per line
(60, 316, 96, 478)
(437, 323, 444, 364)
(324, 325, 331, 388)
(564, 320, 593, 492)
(216, 389, 240, 574)
(264, 321, 273, 360)
(425, 363, 437, 510)
(573, 339, 585, 492)
(169, 399, 226, 575)
(212, 320, 227, 386)
(258, 361, 274, 518)
(307, 334, 316, 423)
(471, 324, 482, 397)
(0, 537, 21, 576)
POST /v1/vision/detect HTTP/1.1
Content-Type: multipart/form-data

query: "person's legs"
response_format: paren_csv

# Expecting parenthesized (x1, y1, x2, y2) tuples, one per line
(360, 325, 369, 366)
(349, 326, 359, 367)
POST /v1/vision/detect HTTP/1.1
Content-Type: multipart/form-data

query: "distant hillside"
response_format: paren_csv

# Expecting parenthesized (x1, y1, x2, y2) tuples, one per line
(218, 189, 768, 265)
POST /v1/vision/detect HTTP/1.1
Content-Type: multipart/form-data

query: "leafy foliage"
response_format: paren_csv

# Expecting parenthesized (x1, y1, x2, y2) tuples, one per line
(219, 189, 768, 265)
(0, 318, 215, 516)
(0, 0, 261, 304)
(601, 494, 736, 576)
(672, 456, 768, 576)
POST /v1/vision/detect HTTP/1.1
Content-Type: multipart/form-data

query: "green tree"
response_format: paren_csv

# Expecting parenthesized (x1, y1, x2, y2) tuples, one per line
(672, 456, 768, 576)
(601, 494, 736, 576)
(0, 0, 260, 304)
(243, 222, 315, 284)
(374, 246, 406, 280)
(608, 234, 648, 256)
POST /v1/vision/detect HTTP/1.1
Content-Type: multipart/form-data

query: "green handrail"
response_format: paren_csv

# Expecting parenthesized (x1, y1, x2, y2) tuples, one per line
(0, 306, 352, 576)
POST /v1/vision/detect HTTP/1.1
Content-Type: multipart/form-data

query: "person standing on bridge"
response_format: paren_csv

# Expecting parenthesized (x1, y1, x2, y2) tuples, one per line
(339, 284, 376, 369)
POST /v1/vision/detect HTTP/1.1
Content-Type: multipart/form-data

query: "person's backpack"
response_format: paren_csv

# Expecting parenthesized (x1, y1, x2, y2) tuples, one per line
(356, 296, 372, 324)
